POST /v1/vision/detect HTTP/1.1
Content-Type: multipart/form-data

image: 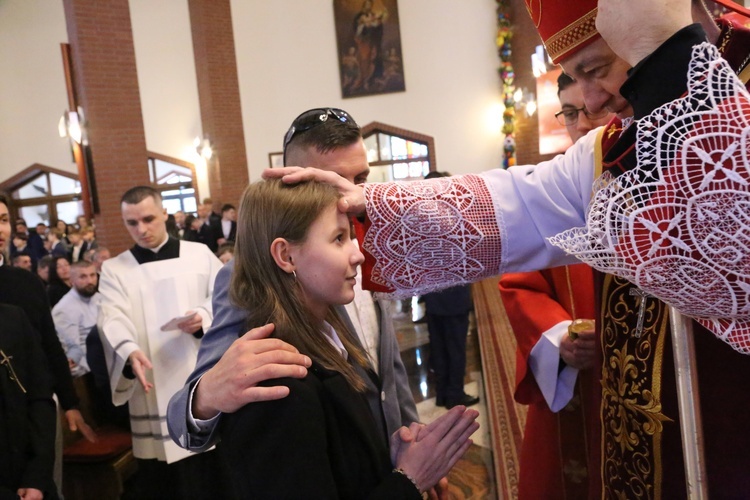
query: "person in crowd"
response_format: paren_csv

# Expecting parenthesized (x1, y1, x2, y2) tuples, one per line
(215, 242, 234, 265)
(166, 213, 179, 240)
(90, 247, 111, 275)
(420, 170, 479, 410)
(181, 215, 202, 243)
(12, 252, 33, 272)
(35, 222, 49, 241)
(46, 256, 72, 308)
(12, 219, 46, 266)
(0, 195, 95, 498)
(202, 197, 221, 226)
(196, 203, 218, 252)
(80, 225, 97, 251)
(0, 303, 58, 500)
(46, 229, 68, 259)
(11, 232, 29, 255)
(173, 210, 186, 239)
(168, 110, 420, 486)
(498, 72, 611, 499)
(53, 220, 70, 249)
(214, 203, 237, 246)
(36, 255, 54, 285)
(75, 215, 88, 231)
(52, 261, 100, 378)
(98, 186, 224, 497)
(264, 0, 750, 496)
(219, 178, 479, 498)
(66, 228, 87, 263)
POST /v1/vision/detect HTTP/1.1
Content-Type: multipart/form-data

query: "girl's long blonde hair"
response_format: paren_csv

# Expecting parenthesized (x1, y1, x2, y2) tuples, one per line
(230, 179, 368, 391)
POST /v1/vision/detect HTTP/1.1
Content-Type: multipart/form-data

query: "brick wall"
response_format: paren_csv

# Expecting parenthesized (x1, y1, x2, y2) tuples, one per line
(63, 0, 150, 255)
(188, 0, 249, 209)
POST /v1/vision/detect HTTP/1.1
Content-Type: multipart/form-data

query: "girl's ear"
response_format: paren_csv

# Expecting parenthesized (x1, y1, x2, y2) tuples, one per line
(270, 237, 295, 274)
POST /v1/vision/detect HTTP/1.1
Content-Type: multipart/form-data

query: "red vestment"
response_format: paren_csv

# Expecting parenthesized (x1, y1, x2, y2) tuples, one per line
(499, 264, 597, 499)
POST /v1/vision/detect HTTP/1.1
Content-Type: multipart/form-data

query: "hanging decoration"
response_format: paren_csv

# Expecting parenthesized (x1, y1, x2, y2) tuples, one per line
(496, 0, 516, 168)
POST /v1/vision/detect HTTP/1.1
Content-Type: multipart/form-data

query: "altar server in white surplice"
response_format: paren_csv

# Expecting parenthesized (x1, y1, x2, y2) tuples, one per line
(98, 186, 224, 497)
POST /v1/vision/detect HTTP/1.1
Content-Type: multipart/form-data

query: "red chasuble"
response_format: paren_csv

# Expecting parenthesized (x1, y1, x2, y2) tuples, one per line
(500, 264, 597, 499)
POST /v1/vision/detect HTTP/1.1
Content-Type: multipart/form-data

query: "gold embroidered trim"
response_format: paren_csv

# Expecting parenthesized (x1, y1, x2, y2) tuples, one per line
(546, 9, 598, 61)
(599, 275, 672, 499)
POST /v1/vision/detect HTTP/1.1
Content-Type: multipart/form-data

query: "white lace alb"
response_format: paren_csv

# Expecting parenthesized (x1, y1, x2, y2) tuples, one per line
(550, 43, 750, 354)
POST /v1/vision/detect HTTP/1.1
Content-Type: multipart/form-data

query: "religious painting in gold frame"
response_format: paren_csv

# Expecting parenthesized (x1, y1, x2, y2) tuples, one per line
(333, 0, 406, 98)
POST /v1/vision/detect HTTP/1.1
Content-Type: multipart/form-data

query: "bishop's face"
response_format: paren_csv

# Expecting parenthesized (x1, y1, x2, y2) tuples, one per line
(559, 38, 633, 120)
(121, 195, 169, 249)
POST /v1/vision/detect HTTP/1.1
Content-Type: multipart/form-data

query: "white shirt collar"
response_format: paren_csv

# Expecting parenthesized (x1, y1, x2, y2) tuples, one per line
(148, 234, 170, 253)
(322, 322, 348, 360)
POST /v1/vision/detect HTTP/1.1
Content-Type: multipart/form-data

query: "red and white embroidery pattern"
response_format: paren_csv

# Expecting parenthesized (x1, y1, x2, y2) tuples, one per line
(550, 43, 750, 354)
(363, 175, 503, 297)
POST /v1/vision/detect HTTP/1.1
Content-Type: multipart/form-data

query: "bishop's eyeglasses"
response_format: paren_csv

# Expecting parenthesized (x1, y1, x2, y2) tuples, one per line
(554, 106, 608, 126)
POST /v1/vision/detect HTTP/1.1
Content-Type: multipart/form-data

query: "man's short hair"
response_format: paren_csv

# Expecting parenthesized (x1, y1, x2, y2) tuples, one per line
(92, 247, 110, 262)
(13, 232, 28, 242)
(557, 72, 576, 96)
(121, 186, 163, 205)
(12, 252, 31, 263)
(284, 112, 362, 166)
(67, 228, 81, 236)
(221, 204, 235, 214)
(71, 260, 95, 273)
(38, 255, 54, 270)
(49, 228, 64, 240)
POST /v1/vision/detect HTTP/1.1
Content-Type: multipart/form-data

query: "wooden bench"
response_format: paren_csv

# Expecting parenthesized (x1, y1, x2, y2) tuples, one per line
(61, 374, 136, 500)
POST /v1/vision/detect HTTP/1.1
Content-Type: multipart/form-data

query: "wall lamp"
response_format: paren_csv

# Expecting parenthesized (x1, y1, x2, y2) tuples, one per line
(194, 136, 214, 160)
(58, 107, 87, 145)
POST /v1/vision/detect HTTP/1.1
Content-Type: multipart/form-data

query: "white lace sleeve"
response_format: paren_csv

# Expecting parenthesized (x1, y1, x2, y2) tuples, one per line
(362, 174, 505, 297)
(550, 43, 750, 354)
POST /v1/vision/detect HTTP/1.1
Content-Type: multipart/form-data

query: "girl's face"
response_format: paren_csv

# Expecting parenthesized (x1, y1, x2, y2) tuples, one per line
(56, 258, 71, 281)
(289, 205, 364, 320)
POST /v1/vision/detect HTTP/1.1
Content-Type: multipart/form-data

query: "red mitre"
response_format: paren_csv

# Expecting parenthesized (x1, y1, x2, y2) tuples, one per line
(524, 0, 600, 64)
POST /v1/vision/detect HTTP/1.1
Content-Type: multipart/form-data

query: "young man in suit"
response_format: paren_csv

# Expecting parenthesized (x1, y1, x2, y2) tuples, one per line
(214, 203, 237, 246)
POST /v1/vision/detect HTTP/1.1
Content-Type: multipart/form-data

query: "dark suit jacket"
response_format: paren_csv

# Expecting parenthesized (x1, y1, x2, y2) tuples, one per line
(49, 242, 68, 259)
(199, 222, 218, 252)
(0, 265, 78, 410)
(0, 304, 57, 498)
(213, 220, 236, 245)
(68, 241, 90, 262)
(219, 362, 421, 499)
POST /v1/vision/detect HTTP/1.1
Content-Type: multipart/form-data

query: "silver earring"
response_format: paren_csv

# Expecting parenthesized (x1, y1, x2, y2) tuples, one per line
(292, 270, 297, 281)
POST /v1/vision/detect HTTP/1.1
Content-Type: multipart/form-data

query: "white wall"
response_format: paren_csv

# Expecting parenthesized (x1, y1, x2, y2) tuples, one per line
(0, 0, 503, 189)
(129, 0, 208, 197)
(0, 0, 74, 183)
(232, 0, 503, 181)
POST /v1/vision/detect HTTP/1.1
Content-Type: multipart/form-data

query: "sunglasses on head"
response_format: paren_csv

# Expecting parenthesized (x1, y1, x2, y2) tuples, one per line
(282, 108, 358, 158)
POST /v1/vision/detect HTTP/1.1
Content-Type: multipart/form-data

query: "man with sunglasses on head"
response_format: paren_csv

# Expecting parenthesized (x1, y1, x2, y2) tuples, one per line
(168, 109, 435, 472)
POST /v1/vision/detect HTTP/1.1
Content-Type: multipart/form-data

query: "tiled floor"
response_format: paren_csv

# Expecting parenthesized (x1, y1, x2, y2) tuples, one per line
(391, 302, 497, 499)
